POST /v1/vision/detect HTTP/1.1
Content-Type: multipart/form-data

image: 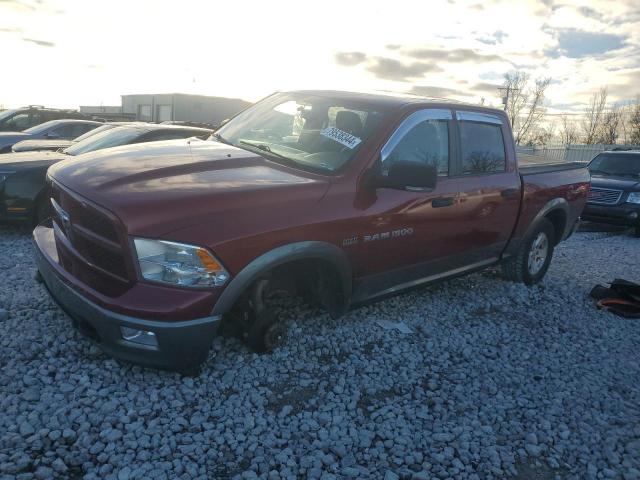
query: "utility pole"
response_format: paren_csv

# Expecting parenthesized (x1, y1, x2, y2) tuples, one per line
(498, 85, 511, 111)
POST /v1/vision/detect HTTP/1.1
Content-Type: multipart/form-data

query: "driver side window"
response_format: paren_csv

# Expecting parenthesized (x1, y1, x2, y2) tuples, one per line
(382, 110, 450, 176)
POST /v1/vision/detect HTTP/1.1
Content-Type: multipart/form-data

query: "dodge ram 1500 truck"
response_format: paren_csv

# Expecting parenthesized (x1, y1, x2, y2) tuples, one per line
(34, 91, 590, 371)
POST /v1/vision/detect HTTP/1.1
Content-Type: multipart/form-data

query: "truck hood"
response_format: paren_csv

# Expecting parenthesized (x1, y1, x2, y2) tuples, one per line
(49, 139, 331, 239)
(590, 174, 640, 191)
(0, 150, 68, 171)
(0, 132, 30, 149)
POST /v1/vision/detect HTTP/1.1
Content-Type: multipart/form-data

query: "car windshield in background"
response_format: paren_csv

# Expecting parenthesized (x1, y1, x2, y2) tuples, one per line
(23, 120, 61, 135)
(214, 93, 387, 173)
(64, 126, 144, 156)
(0, 109, 17, 122)
(72, 124, 116, 142)
(589, 153, 640, 177)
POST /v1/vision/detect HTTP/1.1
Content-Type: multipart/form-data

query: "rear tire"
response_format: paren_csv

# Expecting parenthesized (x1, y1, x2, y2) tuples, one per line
(502, 218, 556, 285)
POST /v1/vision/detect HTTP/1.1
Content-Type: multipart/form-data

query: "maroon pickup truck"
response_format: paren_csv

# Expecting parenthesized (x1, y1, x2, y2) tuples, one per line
(34, 91, 590, 371)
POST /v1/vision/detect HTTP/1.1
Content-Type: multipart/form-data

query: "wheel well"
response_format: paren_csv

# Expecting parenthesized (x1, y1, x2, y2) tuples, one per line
(230, 258, 349, 319)
(544, 209, 567, 244)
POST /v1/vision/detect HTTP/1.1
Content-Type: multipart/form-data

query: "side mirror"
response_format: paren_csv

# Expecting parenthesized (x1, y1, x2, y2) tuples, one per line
(377, 161, 438, 190)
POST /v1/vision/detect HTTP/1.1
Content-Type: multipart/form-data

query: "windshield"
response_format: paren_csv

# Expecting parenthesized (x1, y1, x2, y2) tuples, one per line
(64, 126, 144, 156)
(0, 109, 17, 122)
(589, 153, 640, 177)
(72, 124, 116, 142)
(24, 120, 61, 135)
(214, 92, 387, 173)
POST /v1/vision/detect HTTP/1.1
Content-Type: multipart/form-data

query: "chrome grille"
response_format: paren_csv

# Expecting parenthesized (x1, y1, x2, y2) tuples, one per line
(587, 187, 623, 205)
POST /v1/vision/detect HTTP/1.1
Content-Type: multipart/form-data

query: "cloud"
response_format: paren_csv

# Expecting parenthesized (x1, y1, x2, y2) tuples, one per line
(469, 82, 501, 96)
(605, 69, 640, 100)
(577, 6, 599, 19)
(333, 51, 366, 67)
(411, 85, 463, 98)
(477, 30, 507, 45)
(22, 37, 55, 47)
(411, 81, 500, 99)
(546, 28, 627, 58)
(366, 57, 442, 81)
(402, 47, 504, 64)
(0, 0, 37, 10)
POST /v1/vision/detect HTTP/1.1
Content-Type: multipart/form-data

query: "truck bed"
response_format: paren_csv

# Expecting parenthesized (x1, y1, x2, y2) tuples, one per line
(518, 161, 588, 175)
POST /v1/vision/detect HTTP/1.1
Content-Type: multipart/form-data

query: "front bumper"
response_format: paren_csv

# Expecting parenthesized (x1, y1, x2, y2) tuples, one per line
(582, 203, 640, 227)
(34, 225, 222, 371)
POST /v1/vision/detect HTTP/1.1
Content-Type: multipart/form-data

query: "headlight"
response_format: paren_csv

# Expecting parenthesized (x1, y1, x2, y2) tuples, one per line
(133, 238, 229, 287)
(627, 192, 640, 205)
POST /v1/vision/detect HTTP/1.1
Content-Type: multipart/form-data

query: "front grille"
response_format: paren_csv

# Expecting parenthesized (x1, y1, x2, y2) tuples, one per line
(50, 181, 133, 297)
(587, 187, 623, 205)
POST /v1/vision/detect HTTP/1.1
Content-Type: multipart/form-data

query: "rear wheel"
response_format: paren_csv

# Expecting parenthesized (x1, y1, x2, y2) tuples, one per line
(502, 218, 556, 285)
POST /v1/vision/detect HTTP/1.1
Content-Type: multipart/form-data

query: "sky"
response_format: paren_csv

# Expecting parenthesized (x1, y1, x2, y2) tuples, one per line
(1, 0, 639, 115)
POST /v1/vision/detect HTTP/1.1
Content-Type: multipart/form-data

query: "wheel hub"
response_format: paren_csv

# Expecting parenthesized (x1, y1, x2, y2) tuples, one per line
(263, 322, 285, 351)
(527, 232, 549, 275)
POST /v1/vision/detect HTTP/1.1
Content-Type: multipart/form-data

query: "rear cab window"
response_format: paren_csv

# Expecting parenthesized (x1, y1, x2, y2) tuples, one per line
(456, 111, 506, 175)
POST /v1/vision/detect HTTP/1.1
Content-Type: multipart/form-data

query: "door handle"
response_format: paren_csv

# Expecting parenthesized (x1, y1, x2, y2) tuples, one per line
(501, 188, 519, 199)
(432, 197, 455, 208)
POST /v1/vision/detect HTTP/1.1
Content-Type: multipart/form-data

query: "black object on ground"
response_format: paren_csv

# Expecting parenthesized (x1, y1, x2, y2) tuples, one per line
(590, 279, 640, 318)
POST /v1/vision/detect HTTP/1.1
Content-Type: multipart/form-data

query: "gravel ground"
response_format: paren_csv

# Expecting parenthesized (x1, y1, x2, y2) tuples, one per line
(0, 224, 639, 480)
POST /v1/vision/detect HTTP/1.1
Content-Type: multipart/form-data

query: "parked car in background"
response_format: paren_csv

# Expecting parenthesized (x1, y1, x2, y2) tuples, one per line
(582, 150, 640, 236)
(161, 120, 218, 130)
(33, 90, 589, 371)
(0, 123, 211, 223)
(11, 121, 145, 153)
(0, 106, 88, 132)
(0, 119, 102, 153)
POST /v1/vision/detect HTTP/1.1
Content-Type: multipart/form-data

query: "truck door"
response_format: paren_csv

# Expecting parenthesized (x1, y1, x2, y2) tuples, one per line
(453, 110, 521, 264)
(351, 108, 466, 299)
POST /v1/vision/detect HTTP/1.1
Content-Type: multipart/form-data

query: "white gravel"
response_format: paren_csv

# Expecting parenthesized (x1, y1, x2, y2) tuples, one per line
(0, 224, 639, 480)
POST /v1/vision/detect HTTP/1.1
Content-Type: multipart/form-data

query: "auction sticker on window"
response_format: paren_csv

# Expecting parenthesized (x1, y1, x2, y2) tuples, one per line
(320, 127, 362, 149)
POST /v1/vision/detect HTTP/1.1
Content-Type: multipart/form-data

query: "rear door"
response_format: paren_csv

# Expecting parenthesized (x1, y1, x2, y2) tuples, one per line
(453, 110, 521, 263)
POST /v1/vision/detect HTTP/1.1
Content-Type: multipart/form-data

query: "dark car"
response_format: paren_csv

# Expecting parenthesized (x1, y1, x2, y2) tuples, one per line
(0, 119, 103, 153)
(0, 106, 88, 132)
(33, 90, 589, 371)
(11, 122, 146, 153)
(582, 151, 640, 236)
(0, 124, 211, 223)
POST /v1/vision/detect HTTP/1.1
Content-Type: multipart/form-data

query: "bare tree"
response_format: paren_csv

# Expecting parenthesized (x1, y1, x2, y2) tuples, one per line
(582, 87, 608, 144)
(559, 115, 580, 145)
(501, 72, 551, 145)
(598, 105, 623, 144)
(629, 96, 640, 145)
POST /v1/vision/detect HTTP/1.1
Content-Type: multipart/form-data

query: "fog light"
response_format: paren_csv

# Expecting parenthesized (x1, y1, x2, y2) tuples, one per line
(628, 211, 638, 219)
(120, 326, 158, 347)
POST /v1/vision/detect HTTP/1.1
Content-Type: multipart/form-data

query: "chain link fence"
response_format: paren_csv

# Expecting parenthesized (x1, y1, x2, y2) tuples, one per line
(516, 144, 640, 164)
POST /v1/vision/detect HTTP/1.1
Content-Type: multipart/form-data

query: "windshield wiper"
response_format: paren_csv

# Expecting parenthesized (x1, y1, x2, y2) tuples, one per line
(238, 140, 291, 161)
(211, 132, 232, 145)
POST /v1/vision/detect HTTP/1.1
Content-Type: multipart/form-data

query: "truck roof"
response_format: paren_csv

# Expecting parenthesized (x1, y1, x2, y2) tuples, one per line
(289, 90, 505, 114)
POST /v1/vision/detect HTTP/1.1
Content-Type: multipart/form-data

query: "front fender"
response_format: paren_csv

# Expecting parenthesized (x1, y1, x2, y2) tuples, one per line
(211, 241, 352, 316)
